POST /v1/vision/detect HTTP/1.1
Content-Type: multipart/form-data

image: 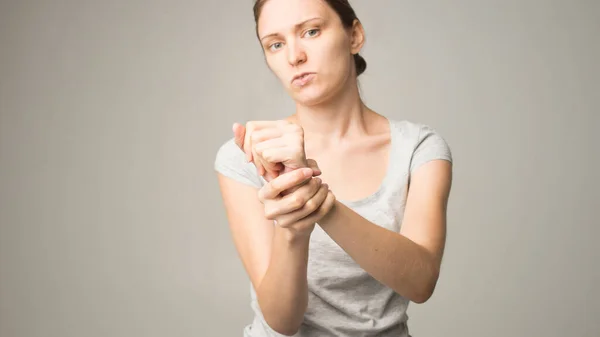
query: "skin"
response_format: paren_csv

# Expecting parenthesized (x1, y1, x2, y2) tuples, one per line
(216, 0, 453, 335)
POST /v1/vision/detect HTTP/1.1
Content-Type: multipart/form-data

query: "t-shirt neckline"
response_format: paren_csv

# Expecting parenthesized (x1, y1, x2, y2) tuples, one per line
(338, 118, 396, 208)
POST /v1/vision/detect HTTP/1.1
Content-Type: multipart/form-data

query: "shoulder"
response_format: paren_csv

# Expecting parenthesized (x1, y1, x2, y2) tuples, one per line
(388, 119, 453, 173)
(214, 137, 244, 166)
(388, 119, 447, 143)
(214, 137, 264, 188)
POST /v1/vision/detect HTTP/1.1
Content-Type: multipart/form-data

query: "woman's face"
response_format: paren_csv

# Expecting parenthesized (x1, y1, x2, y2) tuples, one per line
(257, 0, 363, 106)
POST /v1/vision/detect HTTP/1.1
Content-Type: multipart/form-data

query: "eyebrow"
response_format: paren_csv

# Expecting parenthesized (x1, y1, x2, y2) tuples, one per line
(259, 17, 325, 42)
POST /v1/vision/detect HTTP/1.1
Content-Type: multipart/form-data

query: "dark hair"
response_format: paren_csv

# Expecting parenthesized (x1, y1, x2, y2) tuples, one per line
(253, 0, 367, 76)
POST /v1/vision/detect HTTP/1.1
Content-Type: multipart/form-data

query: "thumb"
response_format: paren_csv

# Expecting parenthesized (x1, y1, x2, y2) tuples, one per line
(232, 123, 246, 150)
(306, 159, 321, 176)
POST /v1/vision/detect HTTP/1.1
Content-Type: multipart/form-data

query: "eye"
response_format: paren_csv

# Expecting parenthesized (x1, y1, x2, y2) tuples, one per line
(303, 29, 320, 38)
(268, 42, 283, 52)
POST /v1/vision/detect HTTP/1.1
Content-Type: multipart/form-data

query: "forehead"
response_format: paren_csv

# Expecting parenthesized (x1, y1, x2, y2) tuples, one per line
(257, 0, 333, 37)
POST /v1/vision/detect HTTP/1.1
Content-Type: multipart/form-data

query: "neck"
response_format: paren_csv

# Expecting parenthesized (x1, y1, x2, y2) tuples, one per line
(290, 80, 375, 143)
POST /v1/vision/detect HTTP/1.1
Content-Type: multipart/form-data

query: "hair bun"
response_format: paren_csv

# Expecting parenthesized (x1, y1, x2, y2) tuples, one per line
(353, 53, 367, 76)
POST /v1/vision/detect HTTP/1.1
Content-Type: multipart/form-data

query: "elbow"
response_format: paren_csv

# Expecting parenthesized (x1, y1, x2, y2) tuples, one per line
(271, 325, 300, 337)
(258, 295, 306, 336)
(411, 285, 435, 304)
(410, 269, 440, 304)
(262, 315, 302, 336)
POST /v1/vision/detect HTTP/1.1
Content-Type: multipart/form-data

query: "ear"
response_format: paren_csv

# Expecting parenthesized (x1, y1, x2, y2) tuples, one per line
(350, 19, 365, 55)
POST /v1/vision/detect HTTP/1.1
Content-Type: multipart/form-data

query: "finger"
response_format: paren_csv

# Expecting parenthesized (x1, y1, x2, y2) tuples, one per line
(254, 151, 266, 176)
(275, 183, 329, 227)
(243, 123, 254, 162)
(243, 121, 281, 162)
(251, 128, 284, 145)
(258, 157, 281, 178)
(282, 189, 336, 229)
(261, 146, 308, 171)
(260, 147, 293, 165)
(254, 138, 290, 176)
(253, 140, 285, 178)
(254, 151, 280, 178)
(254, 138, 287, 176)
(254, 137, 286, 154)
(232, 123, 246, 150)
(263, 169, 279, 182)
(262, 163, 284, 182)
(306, 159, 321, 176)
(258, 167, 313, 201)
(264, 177, 322, 219)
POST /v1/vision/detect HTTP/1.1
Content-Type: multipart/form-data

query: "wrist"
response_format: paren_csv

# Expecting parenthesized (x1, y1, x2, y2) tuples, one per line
(274, 224, 314, 245)
(282, 162, 309, 174)
(317, 197, 338, 229)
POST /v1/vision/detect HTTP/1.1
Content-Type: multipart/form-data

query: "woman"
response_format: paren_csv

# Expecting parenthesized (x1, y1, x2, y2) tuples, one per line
(214, 0, 453, 336)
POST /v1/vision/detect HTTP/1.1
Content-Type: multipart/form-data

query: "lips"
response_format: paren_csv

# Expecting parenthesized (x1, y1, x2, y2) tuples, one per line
(291, 72, 315, 86)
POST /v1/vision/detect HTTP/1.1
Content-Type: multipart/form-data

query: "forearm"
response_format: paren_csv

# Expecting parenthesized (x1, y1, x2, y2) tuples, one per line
(319, 201, 439, 303)
(256, 226, 310, 335)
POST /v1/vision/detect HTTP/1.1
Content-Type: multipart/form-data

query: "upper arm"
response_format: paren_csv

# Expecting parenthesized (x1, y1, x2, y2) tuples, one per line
(214, 138, 274, 290)
(400, 123, 453, 270)
(399, 160, 452, 270)
(217, 173, 274, 291)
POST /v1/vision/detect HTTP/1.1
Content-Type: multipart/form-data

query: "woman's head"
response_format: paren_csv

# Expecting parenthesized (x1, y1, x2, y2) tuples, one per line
(253, 0, 366, 106)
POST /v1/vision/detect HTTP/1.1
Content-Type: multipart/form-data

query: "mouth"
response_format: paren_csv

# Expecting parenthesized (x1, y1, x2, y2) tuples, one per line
(291, 72, 315, 86)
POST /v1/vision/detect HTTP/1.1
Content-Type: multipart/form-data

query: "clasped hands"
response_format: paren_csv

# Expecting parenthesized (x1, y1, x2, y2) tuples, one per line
(233, 120, 335, 237)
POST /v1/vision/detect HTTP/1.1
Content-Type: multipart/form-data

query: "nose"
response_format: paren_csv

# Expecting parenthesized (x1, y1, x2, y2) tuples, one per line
(287, 40, 306, 66)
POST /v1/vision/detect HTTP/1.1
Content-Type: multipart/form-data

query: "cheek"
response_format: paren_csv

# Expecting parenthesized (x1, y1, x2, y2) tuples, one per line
(265, 54, 289, 82)
(315, 40, 353, 78)
(316, 33, 351, 64)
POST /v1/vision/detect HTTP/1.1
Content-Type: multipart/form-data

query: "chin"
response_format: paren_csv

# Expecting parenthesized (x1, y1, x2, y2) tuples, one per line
(290, 85, 335, 107)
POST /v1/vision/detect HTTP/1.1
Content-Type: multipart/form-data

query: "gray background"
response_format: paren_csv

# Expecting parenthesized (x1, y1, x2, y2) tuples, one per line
(1, 0, 598, 336)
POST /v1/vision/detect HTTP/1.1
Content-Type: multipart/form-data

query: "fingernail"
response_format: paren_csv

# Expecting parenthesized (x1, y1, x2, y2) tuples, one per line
(303, 168, 312, 177)
(315, 178, 321, 184)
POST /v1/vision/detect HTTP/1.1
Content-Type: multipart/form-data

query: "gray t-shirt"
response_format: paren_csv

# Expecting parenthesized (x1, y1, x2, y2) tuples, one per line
(214, 119, 453, 337)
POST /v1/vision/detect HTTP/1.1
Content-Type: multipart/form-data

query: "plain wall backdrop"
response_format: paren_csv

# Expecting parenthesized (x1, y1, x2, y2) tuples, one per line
(1, 0, 598, 336)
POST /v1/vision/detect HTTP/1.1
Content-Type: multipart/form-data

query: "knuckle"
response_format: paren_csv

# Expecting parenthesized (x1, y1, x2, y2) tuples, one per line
(325, 191, 336, 208)
(296, 170, 307, 180)
(263, 151, 273, 162)
(252, 130, 265, 142)
(292, 195, 305, 208)
(313, 183, 323, 194)
(270, 181, 280, 192)
(304, 199, 316, 211)
(257, 189, 265, 202)
(264, 208, 277, 220)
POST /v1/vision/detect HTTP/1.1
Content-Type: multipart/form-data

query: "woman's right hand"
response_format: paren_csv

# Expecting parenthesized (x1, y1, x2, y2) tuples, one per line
(233, 120, 309, 181)
(259, 167, 335, 238)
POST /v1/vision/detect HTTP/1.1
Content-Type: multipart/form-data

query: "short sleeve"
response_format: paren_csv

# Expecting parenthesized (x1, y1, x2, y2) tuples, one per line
(409, 124, 453, 173)
(214, 138, 264, 188)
